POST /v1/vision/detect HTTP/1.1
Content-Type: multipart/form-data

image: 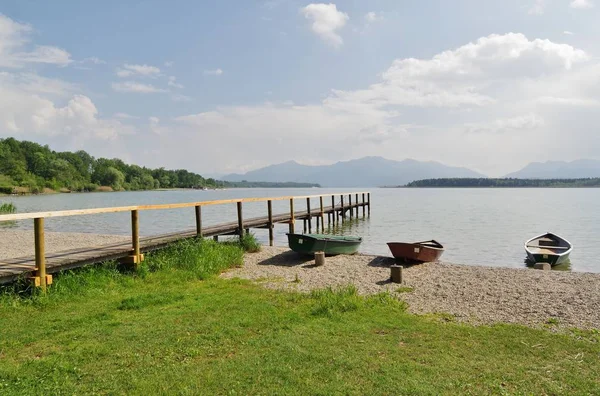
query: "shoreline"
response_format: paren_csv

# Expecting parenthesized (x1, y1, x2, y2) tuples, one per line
(1, 230, 598, 330)
(223, 246, 600, 330)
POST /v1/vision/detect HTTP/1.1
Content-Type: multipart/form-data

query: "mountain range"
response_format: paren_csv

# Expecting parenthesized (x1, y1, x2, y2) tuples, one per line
(504, 159, 600, 179)
(222, 157, 485, 187)
(220, 157, 600, 187)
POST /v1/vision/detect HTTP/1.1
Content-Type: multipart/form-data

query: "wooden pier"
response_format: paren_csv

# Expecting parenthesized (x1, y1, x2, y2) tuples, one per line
(0, 192, 370, 289)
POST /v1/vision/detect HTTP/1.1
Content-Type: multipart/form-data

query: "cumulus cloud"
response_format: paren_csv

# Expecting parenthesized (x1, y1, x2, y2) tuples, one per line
(0, 14, 72, 67)
(116, 63, 161, 78)
(570, 0, 594, 8)
(301, 3, 349, 48)
(111, 81, 167, 93)
(364, 11, 382, 23)
(203, 68, 223, 76)
(166, 33, 598, 175)
(168, 76, 183, 88)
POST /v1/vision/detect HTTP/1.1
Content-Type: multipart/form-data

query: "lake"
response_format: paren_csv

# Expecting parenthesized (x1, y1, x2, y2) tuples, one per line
(2, 188, 599, 273)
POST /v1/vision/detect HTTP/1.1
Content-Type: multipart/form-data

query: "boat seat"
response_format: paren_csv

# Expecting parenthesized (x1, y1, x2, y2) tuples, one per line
(526, 245, 570, 250)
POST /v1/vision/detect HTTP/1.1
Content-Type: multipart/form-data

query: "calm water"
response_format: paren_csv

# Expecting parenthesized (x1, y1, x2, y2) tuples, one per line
(2, 188, 599, 273)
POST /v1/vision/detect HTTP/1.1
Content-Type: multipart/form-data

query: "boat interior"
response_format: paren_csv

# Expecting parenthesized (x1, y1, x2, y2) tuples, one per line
(414, 240, 444, 249)
(526, 236, 570, 254)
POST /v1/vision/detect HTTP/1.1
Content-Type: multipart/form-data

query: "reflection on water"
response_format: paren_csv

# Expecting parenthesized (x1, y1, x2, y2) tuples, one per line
(1, 187, 599, 273)
(524, 258, 572, 272)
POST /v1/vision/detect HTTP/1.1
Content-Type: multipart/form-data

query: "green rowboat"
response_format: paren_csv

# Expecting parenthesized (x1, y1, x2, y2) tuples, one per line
(286, 233, 362, 255)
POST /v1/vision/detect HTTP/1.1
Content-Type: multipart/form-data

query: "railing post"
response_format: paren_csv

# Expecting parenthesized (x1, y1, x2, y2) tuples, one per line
(306, 197, 312, 233)
(33, 217, 50, 292)
(348, 194, 353, 219)
(267, 200, 274, 246)
(289, 198, 295, 234)
(368, 192, 371, 216)
(362, 193, 366, 217)
(237, 202, 244, 239)
(132, 209, 141, 263)
(195, 205, 202, 237)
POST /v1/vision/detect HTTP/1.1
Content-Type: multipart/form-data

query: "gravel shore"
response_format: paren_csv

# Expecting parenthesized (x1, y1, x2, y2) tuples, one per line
(0, 230, 129, 260)
(222, 246, 600, 330)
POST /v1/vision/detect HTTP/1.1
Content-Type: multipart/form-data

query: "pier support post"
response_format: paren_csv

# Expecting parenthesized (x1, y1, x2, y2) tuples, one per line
(355, 193, 359, 217)
(331, 195, 335, 225)
(267, 200, 274, 246)
(213, 235, 218, 242)
(367, 193, 371, 216)
(320, 196, 325, 232)
(349, 194, 353, 219)
(32, 217, 51, 291)
(195, 205, 202, 237)
(237, 202, 244, 239)
(303, 219, 307, 234)
(340, 195, 345, 222)
(362, 193, 366, 217)
(306, 198, 312, 233)
(289, 198, 295, 234)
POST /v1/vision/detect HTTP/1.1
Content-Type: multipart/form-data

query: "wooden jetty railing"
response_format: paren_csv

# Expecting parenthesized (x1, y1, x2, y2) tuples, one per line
(0, 192, 370, 291)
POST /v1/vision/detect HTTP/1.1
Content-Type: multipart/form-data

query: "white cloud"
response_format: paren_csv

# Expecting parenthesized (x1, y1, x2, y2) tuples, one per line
(164, 61, 174, 67)
(81, 56, 105, 64)
(116, 63, 161, 78)
(166, 33, 599, 176)
(528, 0, 545, 14)
(465, 114, 545, 134)
(203, 68, 223, 76)
(364, 11, 382, 23)
(563, 30, 574, 35)
(111, 81, 167, 93)
(0, 82, 131, 140)
(301, 3, 349, 48)
(570, 0, 594, 8)
(0, 14, 72, 67)
(168, 76, 184, 88)
(171, 94, 192, 102)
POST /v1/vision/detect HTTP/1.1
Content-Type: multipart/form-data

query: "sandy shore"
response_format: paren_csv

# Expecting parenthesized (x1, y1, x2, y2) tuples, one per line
(0, 230, 129, 260)
(223, 246, 600, 330)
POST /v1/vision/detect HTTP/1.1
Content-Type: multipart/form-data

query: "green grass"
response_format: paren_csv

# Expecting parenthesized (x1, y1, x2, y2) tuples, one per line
(396, 286, 414, 293)
(0, 238, 599, 395)
(0, 202, 16, 214)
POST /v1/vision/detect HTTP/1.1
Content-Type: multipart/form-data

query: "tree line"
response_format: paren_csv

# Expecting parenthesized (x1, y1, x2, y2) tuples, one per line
(405, 178, 600, 188)
(0, 138, 224, 194)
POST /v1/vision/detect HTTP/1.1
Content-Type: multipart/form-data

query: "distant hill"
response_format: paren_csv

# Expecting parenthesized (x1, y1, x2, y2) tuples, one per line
(506, 160, 600, 179)
(222, 157, 486, 187)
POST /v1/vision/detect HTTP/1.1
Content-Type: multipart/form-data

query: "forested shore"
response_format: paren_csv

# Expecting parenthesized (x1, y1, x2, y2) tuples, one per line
(404, 178, 600, 188)
(0, 138, 318, 195)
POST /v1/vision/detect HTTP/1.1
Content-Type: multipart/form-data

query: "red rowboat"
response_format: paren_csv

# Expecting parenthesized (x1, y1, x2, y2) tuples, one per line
(387, 240, 444, 263)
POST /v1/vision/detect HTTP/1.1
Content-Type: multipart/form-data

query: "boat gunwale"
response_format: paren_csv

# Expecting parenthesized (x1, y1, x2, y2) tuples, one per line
(524, 232, 573, 258)
(286, 233, 362, 245)
(386, 241, 445, 251)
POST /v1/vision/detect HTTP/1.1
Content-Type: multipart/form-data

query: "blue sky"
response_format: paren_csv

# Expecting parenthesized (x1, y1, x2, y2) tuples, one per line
(1, 0, 600, 176)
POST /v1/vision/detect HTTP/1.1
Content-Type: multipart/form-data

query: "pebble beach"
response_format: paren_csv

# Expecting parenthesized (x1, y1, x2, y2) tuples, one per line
(2, 229, 598, 330)
(223, 246, 600, 330)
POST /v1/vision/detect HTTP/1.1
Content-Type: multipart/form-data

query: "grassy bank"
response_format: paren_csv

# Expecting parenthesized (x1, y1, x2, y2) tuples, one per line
(1, 239, 599, 394)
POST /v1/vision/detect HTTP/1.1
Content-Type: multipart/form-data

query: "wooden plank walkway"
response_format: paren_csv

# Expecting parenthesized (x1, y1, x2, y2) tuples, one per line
(0, 203, 367, 285)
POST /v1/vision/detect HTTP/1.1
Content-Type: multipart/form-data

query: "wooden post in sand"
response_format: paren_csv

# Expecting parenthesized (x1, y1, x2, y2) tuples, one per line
(315, 251, 325, 266)
(390, 265, 403, 283)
